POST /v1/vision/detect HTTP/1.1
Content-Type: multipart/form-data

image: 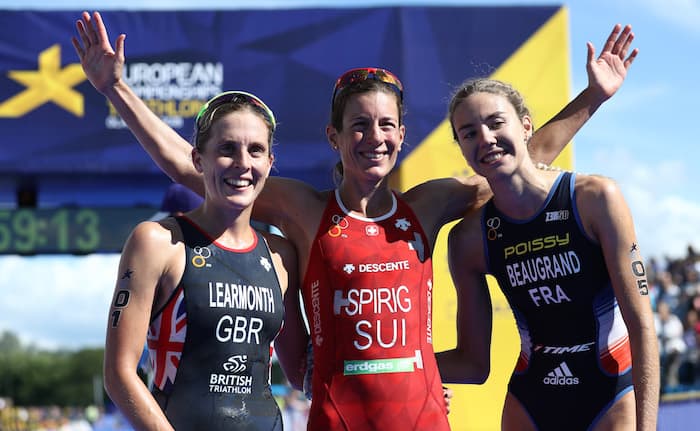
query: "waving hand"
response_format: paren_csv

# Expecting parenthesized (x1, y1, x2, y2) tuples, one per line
(71, 11, 125, 95)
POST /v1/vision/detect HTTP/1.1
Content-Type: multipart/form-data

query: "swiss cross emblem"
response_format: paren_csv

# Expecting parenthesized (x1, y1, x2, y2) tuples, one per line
(365, 225, 379, 236)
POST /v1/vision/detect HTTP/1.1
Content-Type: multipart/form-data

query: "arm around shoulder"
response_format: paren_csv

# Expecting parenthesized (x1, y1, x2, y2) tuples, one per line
(435, 212, 492, 384)
(405, 175, 492, 244)
(254, 176, 326, 240)
(264, 232, 308, 390)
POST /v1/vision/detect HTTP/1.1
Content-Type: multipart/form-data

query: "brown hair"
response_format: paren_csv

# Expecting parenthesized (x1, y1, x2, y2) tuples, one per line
(330, 79, 405, 132)
(329, 79, 405, 184)
(448, 78, 532, 142)
(193, 102, 275, 155)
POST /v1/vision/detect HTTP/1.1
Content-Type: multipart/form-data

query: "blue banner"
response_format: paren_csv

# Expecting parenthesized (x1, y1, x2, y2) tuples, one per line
(0, 7, 557, 190)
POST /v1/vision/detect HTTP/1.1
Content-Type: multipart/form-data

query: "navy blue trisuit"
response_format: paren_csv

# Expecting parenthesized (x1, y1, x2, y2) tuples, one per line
(148, 216, 285, 430)
(482, 172, 633, 430)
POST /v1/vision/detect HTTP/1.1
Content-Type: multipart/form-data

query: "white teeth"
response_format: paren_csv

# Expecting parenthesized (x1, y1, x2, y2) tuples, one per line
(482, 152, 503, 163)
(363, 151, 385, 160)
(225, 179, 251, 187)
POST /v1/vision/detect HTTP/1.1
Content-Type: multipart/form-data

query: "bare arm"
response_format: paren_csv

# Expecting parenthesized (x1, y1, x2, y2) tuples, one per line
(435, 213, 492, 384)
(405, 175, 492, 252)
(265, 233, 308, 390)
(579, 176, 659, 431)
(529, 23, 638, 164)
(104, 222, 179, 431)
(72, 11, 205, 196)
(276, 285, 309, 391)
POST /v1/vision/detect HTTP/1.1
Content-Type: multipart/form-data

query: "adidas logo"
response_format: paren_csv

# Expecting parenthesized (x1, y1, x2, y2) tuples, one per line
(542, 361, 579, 386)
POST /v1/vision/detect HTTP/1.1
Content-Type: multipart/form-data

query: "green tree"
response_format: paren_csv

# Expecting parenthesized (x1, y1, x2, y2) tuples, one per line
(0, 330, 105, 407)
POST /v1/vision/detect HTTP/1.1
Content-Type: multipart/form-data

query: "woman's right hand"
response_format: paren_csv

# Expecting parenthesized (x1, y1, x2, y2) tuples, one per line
(71, 11, 125, 95)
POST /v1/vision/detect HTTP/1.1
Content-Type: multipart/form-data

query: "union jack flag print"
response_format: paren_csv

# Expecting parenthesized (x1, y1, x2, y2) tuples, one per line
(148, 286, 187, 392)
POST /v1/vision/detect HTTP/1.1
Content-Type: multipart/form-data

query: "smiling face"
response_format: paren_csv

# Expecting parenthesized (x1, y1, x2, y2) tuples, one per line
(328, 89, 405, 184)
(451, 90, 532, 180)
(193, 109, 273, 211)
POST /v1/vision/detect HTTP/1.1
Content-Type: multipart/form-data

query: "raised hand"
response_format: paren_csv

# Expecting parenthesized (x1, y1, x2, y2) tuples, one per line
(586, 23, 639, 102)
(71, 11, 125, 95)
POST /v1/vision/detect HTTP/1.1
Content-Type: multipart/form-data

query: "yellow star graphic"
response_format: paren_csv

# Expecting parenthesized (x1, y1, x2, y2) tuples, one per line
(0, 44, 86, 118)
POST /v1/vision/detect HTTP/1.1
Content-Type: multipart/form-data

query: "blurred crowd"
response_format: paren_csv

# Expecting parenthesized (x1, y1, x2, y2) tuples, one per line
(650, 245, 700, 394)
(0, 389, 310, 431)
(0, 403, 106, 431)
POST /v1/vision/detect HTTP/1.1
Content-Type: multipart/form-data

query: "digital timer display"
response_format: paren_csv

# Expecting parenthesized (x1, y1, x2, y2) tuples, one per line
(0, 207, 159, 254)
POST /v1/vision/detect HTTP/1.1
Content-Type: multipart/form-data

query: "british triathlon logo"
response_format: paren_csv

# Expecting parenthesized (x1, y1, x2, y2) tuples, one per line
(210, 355, 252, 395)
(222, 354, 247, 373)
(543, 361, 579, 386)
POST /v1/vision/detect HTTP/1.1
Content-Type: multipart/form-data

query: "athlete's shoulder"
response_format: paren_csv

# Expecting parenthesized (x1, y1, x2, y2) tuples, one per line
(127, 217, 182, 250)
(260, 177, 332, 240)
(573, 173, 623, 203)
(402, 175, 491, 228)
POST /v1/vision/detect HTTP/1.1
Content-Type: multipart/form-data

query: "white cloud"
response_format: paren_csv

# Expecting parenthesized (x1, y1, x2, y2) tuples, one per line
(639, 0, 700, 35)
(0, 254, 119, 350)
(585, 146, 700, 261)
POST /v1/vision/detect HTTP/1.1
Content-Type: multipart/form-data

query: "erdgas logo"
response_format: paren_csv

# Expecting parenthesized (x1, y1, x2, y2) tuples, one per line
(343, 350, 424, 376)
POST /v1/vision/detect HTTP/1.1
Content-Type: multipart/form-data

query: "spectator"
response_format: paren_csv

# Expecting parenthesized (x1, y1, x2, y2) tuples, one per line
(678, 309, 700, 386)
(681, 264, 700, 298)
(656, 270, 683, 314)
(655, 300, 687, 390)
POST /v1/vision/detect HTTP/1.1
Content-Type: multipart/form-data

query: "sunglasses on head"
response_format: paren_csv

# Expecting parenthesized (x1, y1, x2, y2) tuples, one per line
(196, 90, 276, 131)
(331, 67, 404, 106)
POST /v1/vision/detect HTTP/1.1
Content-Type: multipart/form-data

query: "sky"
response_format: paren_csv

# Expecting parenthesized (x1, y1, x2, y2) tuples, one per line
(1, 0, 698, 350)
